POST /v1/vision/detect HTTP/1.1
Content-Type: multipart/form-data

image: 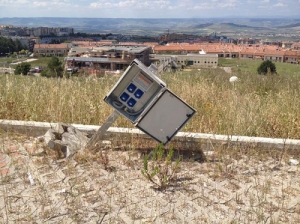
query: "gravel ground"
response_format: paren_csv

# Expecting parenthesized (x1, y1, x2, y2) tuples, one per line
(0, 132, 300, 223)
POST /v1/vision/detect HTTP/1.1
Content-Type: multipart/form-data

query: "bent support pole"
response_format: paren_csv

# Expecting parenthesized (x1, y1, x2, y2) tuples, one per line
(85, 110, 120, 150)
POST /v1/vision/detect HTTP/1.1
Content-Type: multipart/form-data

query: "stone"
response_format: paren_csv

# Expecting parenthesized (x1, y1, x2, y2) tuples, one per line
(53, 123, 65, 135)
(289, 159, 299, 166)
(62, 132, 87, 157)
(288, 166, 298, 173)
(44, 123, 88, 158)
(101, 140, 112, 149)
(44, 129, 57, 146)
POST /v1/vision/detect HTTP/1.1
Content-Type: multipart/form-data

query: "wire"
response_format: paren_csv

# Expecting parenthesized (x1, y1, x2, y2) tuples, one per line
(112, 100, 144, 116)
(112, 100, 125, 109)
(126, 108, 144, 116)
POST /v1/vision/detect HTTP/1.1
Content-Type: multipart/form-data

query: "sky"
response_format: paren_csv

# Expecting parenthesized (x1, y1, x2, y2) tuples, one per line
(0, 0, 300, 18)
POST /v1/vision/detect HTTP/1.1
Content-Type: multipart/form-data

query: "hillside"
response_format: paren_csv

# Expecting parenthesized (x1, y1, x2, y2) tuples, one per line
(1, 17, 300, 38)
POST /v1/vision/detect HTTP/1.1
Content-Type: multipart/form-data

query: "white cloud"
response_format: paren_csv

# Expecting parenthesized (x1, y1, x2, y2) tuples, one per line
(90, 0, 171, 10)
(192, 0, 238, 10)
(0, 0, 29, 5)
(0, 0, 299, 18)
(32, 0, 70, 8)
(33, 1, 48, 7)
(273, 3, 284, 7)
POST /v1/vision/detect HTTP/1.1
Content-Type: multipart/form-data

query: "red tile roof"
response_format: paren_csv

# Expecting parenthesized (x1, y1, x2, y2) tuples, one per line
(34, 43, 69, 49)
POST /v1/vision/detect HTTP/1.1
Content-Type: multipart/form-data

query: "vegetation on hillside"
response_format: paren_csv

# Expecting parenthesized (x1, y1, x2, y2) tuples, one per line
(257, 60, 277, 75)
(0, 36, 27, 56)
(1, 58, 299, 139)
(14, 62, 31, 75)
(41, 56, 64, 78)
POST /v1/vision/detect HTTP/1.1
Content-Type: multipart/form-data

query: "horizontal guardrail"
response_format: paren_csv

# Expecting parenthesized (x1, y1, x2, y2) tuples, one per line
(1, 119, 300, 151)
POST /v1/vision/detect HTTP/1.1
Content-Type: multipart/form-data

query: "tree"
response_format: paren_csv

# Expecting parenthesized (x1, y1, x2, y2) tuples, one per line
(14, 62, 31, 75)
(0, 37, 27, 56)
(257, 60, 277, 75)
(41, 56, 64, 78)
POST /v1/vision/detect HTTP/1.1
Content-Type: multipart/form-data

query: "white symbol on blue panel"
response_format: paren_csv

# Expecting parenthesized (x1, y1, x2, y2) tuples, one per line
(120, 92, 130, 102)
(127, 98, 137, 107)
(127, 83, 137, 93)
(134, 89, 144, 99)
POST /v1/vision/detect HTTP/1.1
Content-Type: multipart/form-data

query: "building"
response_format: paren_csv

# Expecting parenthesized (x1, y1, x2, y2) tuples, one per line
(33, 43, 71, 57)
(64, 45, 151, 74)
(9, 36, 35, 52)
(153, 43, 300, 64)
(284, 50, 300, 64)
(25, 27, 74, 37)
(152, 54, 218, 68)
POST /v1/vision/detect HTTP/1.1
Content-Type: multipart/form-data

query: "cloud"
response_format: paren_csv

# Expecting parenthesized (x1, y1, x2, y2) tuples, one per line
(192, 0, 238, 10)
(89, 0, 171, 10)
(273, 3, 284, 7)
(32, 0, 70, 8)
(0, 0, 29, 5)
(0, 0, 71, 8)
(0, 0, 299, 18)
(33, 1, 48, 7)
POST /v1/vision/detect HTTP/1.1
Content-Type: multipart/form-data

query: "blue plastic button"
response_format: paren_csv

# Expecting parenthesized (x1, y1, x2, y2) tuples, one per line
(127, 83, 137, 93)
(134, 89, 144, 99)
(120, 92, 130, 102)
(127, 98, 137, 107)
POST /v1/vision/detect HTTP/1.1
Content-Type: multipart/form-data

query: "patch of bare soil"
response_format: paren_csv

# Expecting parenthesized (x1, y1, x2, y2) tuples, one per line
(220, 67, 232, 74)
(0, 133, 299, 223)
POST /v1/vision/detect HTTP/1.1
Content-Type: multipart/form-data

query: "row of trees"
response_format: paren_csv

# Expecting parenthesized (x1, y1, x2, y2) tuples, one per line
(0, 36, 27, 56)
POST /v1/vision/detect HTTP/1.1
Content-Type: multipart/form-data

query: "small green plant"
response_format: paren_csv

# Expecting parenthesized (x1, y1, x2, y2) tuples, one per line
(141, 144, 181, 190)
(257, 60, 276, 75)
(14, 62, 31, 75)
(41, 56, 64, 78)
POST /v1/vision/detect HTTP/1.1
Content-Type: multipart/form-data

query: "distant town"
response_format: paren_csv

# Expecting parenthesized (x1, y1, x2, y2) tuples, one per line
(0, 24, 299, 75)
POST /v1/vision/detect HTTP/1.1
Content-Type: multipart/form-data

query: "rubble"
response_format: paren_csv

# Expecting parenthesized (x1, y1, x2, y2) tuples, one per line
(44, 123, 88, 158)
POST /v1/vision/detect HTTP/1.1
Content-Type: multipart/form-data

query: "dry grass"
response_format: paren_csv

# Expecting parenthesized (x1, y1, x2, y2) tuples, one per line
(1, 61, 300, 223)
(1, 64, 300, 139)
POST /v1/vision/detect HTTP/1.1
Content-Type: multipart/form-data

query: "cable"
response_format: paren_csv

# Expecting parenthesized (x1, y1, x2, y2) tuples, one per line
(112, 100, 144, 116)
(112, 100, 125, 110)
(126, 108, 144, 116)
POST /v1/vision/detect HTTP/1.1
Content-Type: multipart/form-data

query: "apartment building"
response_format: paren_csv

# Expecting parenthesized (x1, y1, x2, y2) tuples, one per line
(152, 54, 218, 68)
(33, 43, 71, 57)
(153, 43, 300, 64)
(26, 27, 74, 37)
(9, 36, 35, 52)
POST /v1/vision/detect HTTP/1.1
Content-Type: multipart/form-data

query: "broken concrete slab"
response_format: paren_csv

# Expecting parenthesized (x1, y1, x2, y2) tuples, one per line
(44, 123, 88, 158)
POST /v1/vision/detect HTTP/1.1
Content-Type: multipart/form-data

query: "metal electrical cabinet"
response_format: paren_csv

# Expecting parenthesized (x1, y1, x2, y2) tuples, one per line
(104, 59, 166, 123)
(136, 89, 196, 144)
(104, 59, 196, 145)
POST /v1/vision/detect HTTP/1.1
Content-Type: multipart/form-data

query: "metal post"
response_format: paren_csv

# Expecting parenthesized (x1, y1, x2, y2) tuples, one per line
(85, 110, 120, 150)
